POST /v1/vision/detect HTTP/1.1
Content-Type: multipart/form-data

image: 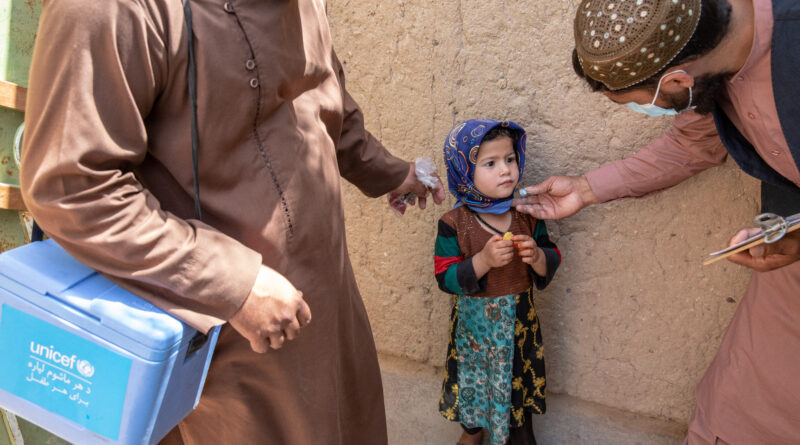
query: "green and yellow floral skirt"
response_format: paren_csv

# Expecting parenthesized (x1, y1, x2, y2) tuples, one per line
(439, 288, 546, 445)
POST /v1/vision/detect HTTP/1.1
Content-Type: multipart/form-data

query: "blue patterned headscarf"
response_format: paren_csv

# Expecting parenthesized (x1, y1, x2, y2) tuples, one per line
(443, 119, 527, 214)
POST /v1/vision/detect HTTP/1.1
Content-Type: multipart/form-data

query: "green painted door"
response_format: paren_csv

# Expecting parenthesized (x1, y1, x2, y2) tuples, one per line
(1, 1, 71, 443)
(0, 0, 37, 250)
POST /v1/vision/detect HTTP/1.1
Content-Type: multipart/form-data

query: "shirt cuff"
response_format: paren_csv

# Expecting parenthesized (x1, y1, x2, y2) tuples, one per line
(184, 226, 263, 322)
(585, 162, 631, 203)
(458, 257, 487, 295)
(529, 248, 559, 290)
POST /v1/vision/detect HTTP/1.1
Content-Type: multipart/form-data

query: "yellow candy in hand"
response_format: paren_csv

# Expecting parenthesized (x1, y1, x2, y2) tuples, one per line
(503, 232, 513, 241)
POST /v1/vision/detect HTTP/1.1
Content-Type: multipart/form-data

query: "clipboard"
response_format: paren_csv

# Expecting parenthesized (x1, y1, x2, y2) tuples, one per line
(703, 212, 800, 265)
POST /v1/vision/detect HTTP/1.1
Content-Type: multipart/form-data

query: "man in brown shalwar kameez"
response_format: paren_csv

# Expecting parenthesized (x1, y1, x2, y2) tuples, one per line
(516, 0, 800, 443)
(20, 0, 443, 444)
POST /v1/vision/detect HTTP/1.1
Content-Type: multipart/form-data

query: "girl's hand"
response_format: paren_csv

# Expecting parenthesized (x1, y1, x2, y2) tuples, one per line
(512, 234, 540, 265)
(478, 234, 514, 269)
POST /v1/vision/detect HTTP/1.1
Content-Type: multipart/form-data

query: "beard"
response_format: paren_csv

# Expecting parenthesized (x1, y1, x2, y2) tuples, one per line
(663, 72, 731, 115)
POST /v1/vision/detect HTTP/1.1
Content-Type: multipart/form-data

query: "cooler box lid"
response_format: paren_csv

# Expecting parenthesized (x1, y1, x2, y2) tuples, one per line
(0, 240, 185, 357)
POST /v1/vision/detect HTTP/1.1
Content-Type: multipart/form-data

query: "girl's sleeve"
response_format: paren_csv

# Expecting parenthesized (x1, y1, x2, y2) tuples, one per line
(530, 219, 561, 290)
(434, 219, 486, 295)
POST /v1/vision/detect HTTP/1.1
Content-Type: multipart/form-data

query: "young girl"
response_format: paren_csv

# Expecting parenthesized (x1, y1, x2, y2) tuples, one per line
(435, 119, 561, 445)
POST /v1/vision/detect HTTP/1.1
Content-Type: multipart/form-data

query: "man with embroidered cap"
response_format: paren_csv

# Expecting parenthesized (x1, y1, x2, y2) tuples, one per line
(515, 0, 800, 443)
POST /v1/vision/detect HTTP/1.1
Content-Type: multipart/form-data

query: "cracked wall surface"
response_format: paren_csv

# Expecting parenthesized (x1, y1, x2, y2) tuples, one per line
(328, 0, 758, 426)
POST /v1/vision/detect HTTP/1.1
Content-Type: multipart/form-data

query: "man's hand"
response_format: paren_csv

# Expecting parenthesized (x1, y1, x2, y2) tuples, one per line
(727, 227, 800, 272)
(229, 265, 312, 353)
(513, 175, 598, 220)
(387, 162, 446, 214)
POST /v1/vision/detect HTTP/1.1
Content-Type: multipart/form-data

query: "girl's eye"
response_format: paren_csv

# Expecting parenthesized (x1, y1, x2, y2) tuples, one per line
(506, 156, 516, 163)
(485, 161, 494, 167)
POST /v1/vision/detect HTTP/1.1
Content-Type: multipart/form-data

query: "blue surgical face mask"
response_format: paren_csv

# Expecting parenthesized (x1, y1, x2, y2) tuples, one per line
(626, 70, 695, 117)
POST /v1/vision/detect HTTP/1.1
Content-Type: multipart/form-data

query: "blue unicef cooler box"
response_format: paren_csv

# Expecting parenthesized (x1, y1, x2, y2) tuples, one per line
(0, 240, 220, 444)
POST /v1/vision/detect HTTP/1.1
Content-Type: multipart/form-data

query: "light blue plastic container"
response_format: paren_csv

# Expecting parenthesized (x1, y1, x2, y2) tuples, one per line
(0, 240, 219, 444)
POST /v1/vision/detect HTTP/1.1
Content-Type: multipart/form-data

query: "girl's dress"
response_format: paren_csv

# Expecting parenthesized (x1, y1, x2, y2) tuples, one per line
(435, 206, 560, 445)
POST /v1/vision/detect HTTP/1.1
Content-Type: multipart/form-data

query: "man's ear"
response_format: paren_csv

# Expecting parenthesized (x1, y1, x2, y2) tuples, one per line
(661, 68, 695, 92)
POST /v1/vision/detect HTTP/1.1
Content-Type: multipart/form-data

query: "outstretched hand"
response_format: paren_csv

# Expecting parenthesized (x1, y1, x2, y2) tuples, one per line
(513, 175, 598, 220)
(727, 227, 800, 272)
(387, 162, 446, 214)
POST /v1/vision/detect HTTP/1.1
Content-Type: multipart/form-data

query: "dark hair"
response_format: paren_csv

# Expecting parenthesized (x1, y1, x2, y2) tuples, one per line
(573, 0, 732, 92)
(480, 126, 520, 163)
(482, 126, 516, 143)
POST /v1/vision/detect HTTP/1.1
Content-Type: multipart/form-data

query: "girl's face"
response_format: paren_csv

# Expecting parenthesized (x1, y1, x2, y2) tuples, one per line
(473, 136, 519, 199)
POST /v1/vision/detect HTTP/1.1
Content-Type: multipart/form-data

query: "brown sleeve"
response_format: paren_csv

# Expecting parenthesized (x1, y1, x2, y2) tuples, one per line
(19, 0, 261, 333)
(332, 52, 410, 197)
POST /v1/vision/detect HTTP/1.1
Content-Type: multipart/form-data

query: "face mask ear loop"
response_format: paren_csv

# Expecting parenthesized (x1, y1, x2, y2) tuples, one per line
(650, 76, 665, 105)
(652, 69, 688, 106)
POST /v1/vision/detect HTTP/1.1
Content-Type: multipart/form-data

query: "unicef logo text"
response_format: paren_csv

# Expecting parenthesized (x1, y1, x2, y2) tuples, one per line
(29, 342, 94, 379)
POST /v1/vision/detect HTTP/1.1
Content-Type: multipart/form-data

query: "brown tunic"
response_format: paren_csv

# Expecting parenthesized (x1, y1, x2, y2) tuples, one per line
(20, 0, 408, 443)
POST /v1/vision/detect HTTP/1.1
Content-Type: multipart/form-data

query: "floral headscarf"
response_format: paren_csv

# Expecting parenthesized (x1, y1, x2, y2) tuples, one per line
(443, 119, 527, 214)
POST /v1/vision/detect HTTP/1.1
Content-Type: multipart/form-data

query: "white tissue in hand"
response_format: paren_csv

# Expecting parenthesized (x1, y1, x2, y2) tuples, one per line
(414, 157, 439, 188)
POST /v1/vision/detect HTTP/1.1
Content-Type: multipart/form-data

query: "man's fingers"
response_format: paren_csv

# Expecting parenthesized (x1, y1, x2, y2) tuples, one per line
(418, 195, 427, 210)
(511, 197, 533, 208)
(516, 204, 550, 219)
(760, 237, 800, 257)
(250, 337, 270, 354)
(432, 182, 446, 205)
(524, 179, 556, 196)
(268, 332, 286, 350)
(728, 252, 786, 272)
(409, 179, 428, 197)
(728, 230, 800, 272)
(729, 227, 760, 246)
(513, 194, 547, 205)
(749, 245, 766, 258)
(283, 317, 301, 340)
(427, 178, 446, 205)
(726, 252, 749, 268)
(297, 298, 312, 327)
